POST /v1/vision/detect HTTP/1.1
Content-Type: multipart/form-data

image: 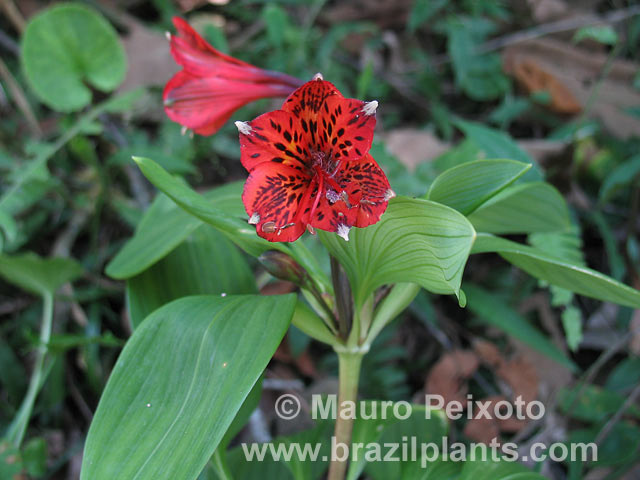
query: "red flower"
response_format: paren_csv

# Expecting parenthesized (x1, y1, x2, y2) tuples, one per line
(163, 17, 302, 136)
(237, 76, 394, 242)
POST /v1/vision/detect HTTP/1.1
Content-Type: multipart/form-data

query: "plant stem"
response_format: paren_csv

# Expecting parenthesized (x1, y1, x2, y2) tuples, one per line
(7, 293, 54, 447)
(330, 255, 351, 339)
(327, 350, 363, 480)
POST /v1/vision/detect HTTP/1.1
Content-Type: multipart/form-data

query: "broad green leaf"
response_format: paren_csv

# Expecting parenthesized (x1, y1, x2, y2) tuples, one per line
(81, 294, 296, 480)
(464, 284, 576, 370)
(361, 405, 449, 480)
(0, 440, 23, 478)
(21, 4, 126, 112)
(446, 19, 509, 101)
(468, 182, 571, 234)
(126, 225, 256, 328)
(558, 385, 640, 423)
(605, 357, 640, 392)
(472, 233, 640, 309)
(225, 422, 333, 480)
(131, 157, 329, 290)
(426, 159, 531, 215)
(569, 422, 639, 467)
(408, 0, 448, 32)
(561, 306, 582, 351)
(598, 154, 640, 204)
(0, 253, 82, 296)
(106, 182, 245, 279)
(458, 459, 548, 479)
(319, 197, 476, 307)
(22, 437, 47, 477)
(453, 119, 542, 180)
(209, 378, 264, 479)
(573, 25, 618, 45)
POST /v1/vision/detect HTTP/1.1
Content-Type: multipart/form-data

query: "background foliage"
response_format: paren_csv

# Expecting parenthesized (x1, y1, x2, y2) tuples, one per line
(1, 0, 640, 479)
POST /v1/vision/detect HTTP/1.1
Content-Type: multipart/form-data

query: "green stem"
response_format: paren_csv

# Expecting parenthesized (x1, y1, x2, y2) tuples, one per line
(330, 255, 351, 339)
(327, 351, 363, 480)
(7, 293, 54, 447)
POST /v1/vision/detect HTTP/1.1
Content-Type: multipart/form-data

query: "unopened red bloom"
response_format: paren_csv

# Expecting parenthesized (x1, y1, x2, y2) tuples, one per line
(163, 17, 302, 135)
(237, 76, 394, 243)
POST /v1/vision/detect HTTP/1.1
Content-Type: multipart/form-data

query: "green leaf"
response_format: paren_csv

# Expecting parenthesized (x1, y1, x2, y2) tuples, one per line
(464, 284, 576, 370)
(126, 225, 256, 329)
(446, 19, 510, 101)
(22, 437, 47, 477)
(21, 3, 126, 112)
(573, 25, 618, 45)
(0, 253, 83, 296)
(0, 440, 23, 478)
(408, 0, 448, 32)
(319, 197, 476, 307)
(81, 294, 296, 480)
(458, 458, 548, 479)
(558, 385, 640, 423)
(209, 378, 264, 479)
(468, 182, 571, 234)
(561, 306, 582, 352)
(605, 356, 640, 392)
(106, 182, 245, 279)
(426, 159, 531, 215)
(360, 405, 449, 480)
(598, 154, 640, 204)
(131, 157, 328, 290)
(472, 233, 640, 309)
(570, 422, 639, 467)
(453, 119, 542, 179)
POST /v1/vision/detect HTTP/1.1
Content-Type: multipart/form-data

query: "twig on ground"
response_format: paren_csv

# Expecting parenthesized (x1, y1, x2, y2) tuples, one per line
(0, 57, 42, 138)
(0, 0, 25, 34)
(430, 5, 640, 67)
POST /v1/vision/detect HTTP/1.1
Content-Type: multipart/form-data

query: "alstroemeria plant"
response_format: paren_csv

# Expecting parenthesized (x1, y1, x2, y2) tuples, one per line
(81, 16, 640, 480)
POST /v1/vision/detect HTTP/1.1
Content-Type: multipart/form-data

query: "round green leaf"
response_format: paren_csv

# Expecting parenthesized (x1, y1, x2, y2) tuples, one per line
(21, 3, 127, 112)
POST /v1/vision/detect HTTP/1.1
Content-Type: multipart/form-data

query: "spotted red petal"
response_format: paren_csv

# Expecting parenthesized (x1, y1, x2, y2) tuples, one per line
(237, 78, 391, 242)
(308, 154, 392, 233)
(242, 162, 313, 242)
(238, 110, 310, 172)
(282, 79, 376, 163)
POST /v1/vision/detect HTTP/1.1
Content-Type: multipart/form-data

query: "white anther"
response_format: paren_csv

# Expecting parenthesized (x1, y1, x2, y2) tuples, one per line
(326, 189, 340, 204)
(181, 126, 188, 136)
(384, 189, 396, 201)
(312, 72, 324, 81)
(362, 100, 378, 116)
(165, 31, 172, 41)
(235, 121, 252, 135)
(248, 212, 260, 225)
(336, 224, 351, 242)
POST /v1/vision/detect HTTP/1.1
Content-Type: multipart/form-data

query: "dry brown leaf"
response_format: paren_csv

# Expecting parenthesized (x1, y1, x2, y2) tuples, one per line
(321, 0, 413, 29)
(503, 37, 640, 138)
(425, 350, 479, 405)
(382, 129, 451, 171)
(118, 21, 177, 93)
(496, 354, 539, 404)
(507, 58, 582, 114)
(463, 412, 500, 444)
(473, 339, 504, 368)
